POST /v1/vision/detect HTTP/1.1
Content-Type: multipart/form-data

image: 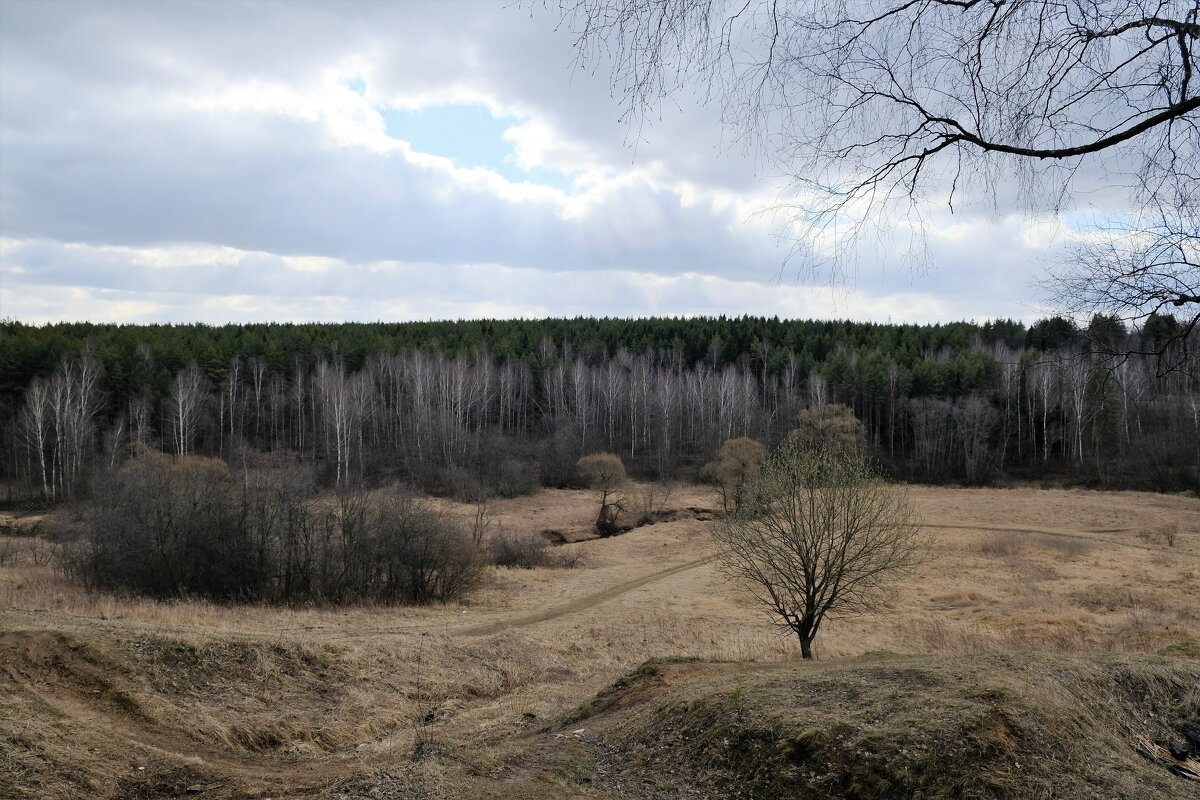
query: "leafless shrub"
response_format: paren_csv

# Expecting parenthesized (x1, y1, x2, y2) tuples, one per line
(979, 532, 1024, 557)
(488, 527, 580, 570)
(635, 481, 674, 525)
(64, 452, 484, 604)
(1032, 534, 1094, 560)
(471, 498, 494, 548)
(27, 537, 54, 567)
(489, 529, 549, 569)
(1138, 524, 1180, 547)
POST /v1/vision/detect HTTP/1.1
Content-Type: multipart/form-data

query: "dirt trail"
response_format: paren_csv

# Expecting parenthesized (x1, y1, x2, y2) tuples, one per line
(457, 517, 1157, 638)
(0, 550, 721, 791)
(921, 521, 1161, 550)
(0, 630, 374, 793)
(458, 554, 717, 637)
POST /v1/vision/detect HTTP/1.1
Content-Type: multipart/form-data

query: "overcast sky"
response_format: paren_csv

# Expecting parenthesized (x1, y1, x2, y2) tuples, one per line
(0, 0, 1064, 325)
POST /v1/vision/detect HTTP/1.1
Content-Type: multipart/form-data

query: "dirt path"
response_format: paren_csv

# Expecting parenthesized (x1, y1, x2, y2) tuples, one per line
(456, 518, 1160, 639)
(458, 554, 717, 637)
(0, 630, 376, 794)
(921, 521, 1162, 550)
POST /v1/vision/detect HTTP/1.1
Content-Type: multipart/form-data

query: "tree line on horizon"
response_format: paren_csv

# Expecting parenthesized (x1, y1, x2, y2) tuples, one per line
(1, 314, 1197, 502)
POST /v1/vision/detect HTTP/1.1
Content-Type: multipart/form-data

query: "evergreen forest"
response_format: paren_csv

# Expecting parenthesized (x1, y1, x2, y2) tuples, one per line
(2, 314, 1196, 505)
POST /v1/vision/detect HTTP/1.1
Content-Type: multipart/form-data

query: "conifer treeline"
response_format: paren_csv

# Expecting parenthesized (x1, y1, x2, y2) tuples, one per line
(1, 314, 1196, 499)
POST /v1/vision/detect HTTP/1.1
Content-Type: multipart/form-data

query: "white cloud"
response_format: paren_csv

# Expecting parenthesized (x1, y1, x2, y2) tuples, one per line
(1, 238, 1042, 325)
(0, 0, 1083, 325)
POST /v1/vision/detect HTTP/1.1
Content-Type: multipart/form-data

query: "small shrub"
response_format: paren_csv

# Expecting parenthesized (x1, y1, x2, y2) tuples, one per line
(489, 529, 552, 568)
(1137, 524, 1179, 547)
(1032, 533, 1094, 559)
(487, 457, 539, 498)
(538, 428, 581, 488)
(635, 481, 675, 525)
(437, 465, 486, 502)
(979, 532, 1024, 557)
(700, 438, 764, 512)
(28, 537, 54, 566)
(488, 528, 578, 569)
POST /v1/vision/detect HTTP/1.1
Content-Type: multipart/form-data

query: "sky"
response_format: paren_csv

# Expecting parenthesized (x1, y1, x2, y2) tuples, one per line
(0, 0, 1067, 325)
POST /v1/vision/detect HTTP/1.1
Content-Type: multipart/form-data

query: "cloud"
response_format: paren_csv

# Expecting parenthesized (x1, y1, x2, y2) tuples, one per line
(0, 0, 1078, 325)
(1, 238, 1044, 325)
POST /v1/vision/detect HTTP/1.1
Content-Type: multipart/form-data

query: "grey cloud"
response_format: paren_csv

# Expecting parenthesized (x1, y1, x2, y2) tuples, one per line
(0, 0, 1062, 323)
(1, 103, 779, 275)
(2, 238, 1041, 325)
(0, 1, 762, 188)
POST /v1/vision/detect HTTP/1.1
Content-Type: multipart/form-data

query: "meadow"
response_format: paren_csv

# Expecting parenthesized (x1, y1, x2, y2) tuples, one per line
(1, 483, 1197, 798)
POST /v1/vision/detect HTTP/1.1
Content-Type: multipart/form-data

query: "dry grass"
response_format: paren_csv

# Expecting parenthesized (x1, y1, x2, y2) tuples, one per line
(1136, 523, 1182, 547)
(579, 652, 1200, 799)
(2, 482, 1199, 798)
(979, 530, 1024, 556)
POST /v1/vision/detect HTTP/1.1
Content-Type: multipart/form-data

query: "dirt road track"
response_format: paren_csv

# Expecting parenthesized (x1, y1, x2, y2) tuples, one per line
(440, 519, 1153, 638)
(458, 554, 717, 637)
(921, 521, 1159, 550)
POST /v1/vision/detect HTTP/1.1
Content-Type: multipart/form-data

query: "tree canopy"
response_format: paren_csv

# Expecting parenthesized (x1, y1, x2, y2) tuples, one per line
(715, 434, 922, 658)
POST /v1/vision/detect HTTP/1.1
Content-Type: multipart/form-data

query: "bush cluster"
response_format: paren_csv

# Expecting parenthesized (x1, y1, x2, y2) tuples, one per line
(65, 452, 484, 604)
(487, 528, 578, 569)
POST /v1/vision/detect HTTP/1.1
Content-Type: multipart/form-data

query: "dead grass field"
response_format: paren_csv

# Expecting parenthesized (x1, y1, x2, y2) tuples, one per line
(1, 483, 1198, 798)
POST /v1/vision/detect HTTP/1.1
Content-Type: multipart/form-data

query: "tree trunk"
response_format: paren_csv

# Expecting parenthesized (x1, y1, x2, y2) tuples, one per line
(799, 635, 813, 660)
(794, 615, 817, 659)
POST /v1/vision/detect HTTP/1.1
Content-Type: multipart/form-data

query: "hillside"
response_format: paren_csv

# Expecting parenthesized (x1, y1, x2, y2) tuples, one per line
(4, 630, 1197, 799)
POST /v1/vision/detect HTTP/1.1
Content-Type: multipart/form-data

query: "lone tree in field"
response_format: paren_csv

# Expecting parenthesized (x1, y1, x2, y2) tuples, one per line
(700, 437, 765, 512)
(576, 452, 629, 536)
(715, 436, 922, 659)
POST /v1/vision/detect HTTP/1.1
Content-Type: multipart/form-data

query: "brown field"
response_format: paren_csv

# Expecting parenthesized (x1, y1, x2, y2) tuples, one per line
(1, 483, 1198, 798)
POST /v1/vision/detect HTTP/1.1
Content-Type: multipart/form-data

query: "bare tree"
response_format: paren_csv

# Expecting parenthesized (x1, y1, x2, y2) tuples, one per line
(39, 348, 104, 498)
(1049, 210, 1199, 370)
(953, 396, 998, 482)
(127, 392, 154, 456)
(793, 403, 864, 451)
(557, 0, 1198, 352)
(18, 377, 52, 499)
(700, 436, 765, 512)
(223, 355, 242, 454)
(576, 451, 630, 536)
(315, 358, 355, 486)
(167, 363, 207, 456)
(715, 436, 922, 658)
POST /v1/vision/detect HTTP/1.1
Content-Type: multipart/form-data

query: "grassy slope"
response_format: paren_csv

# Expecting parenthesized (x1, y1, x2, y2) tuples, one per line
(8, 626, 1197, 799)
(553, 651, 1200, 800)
